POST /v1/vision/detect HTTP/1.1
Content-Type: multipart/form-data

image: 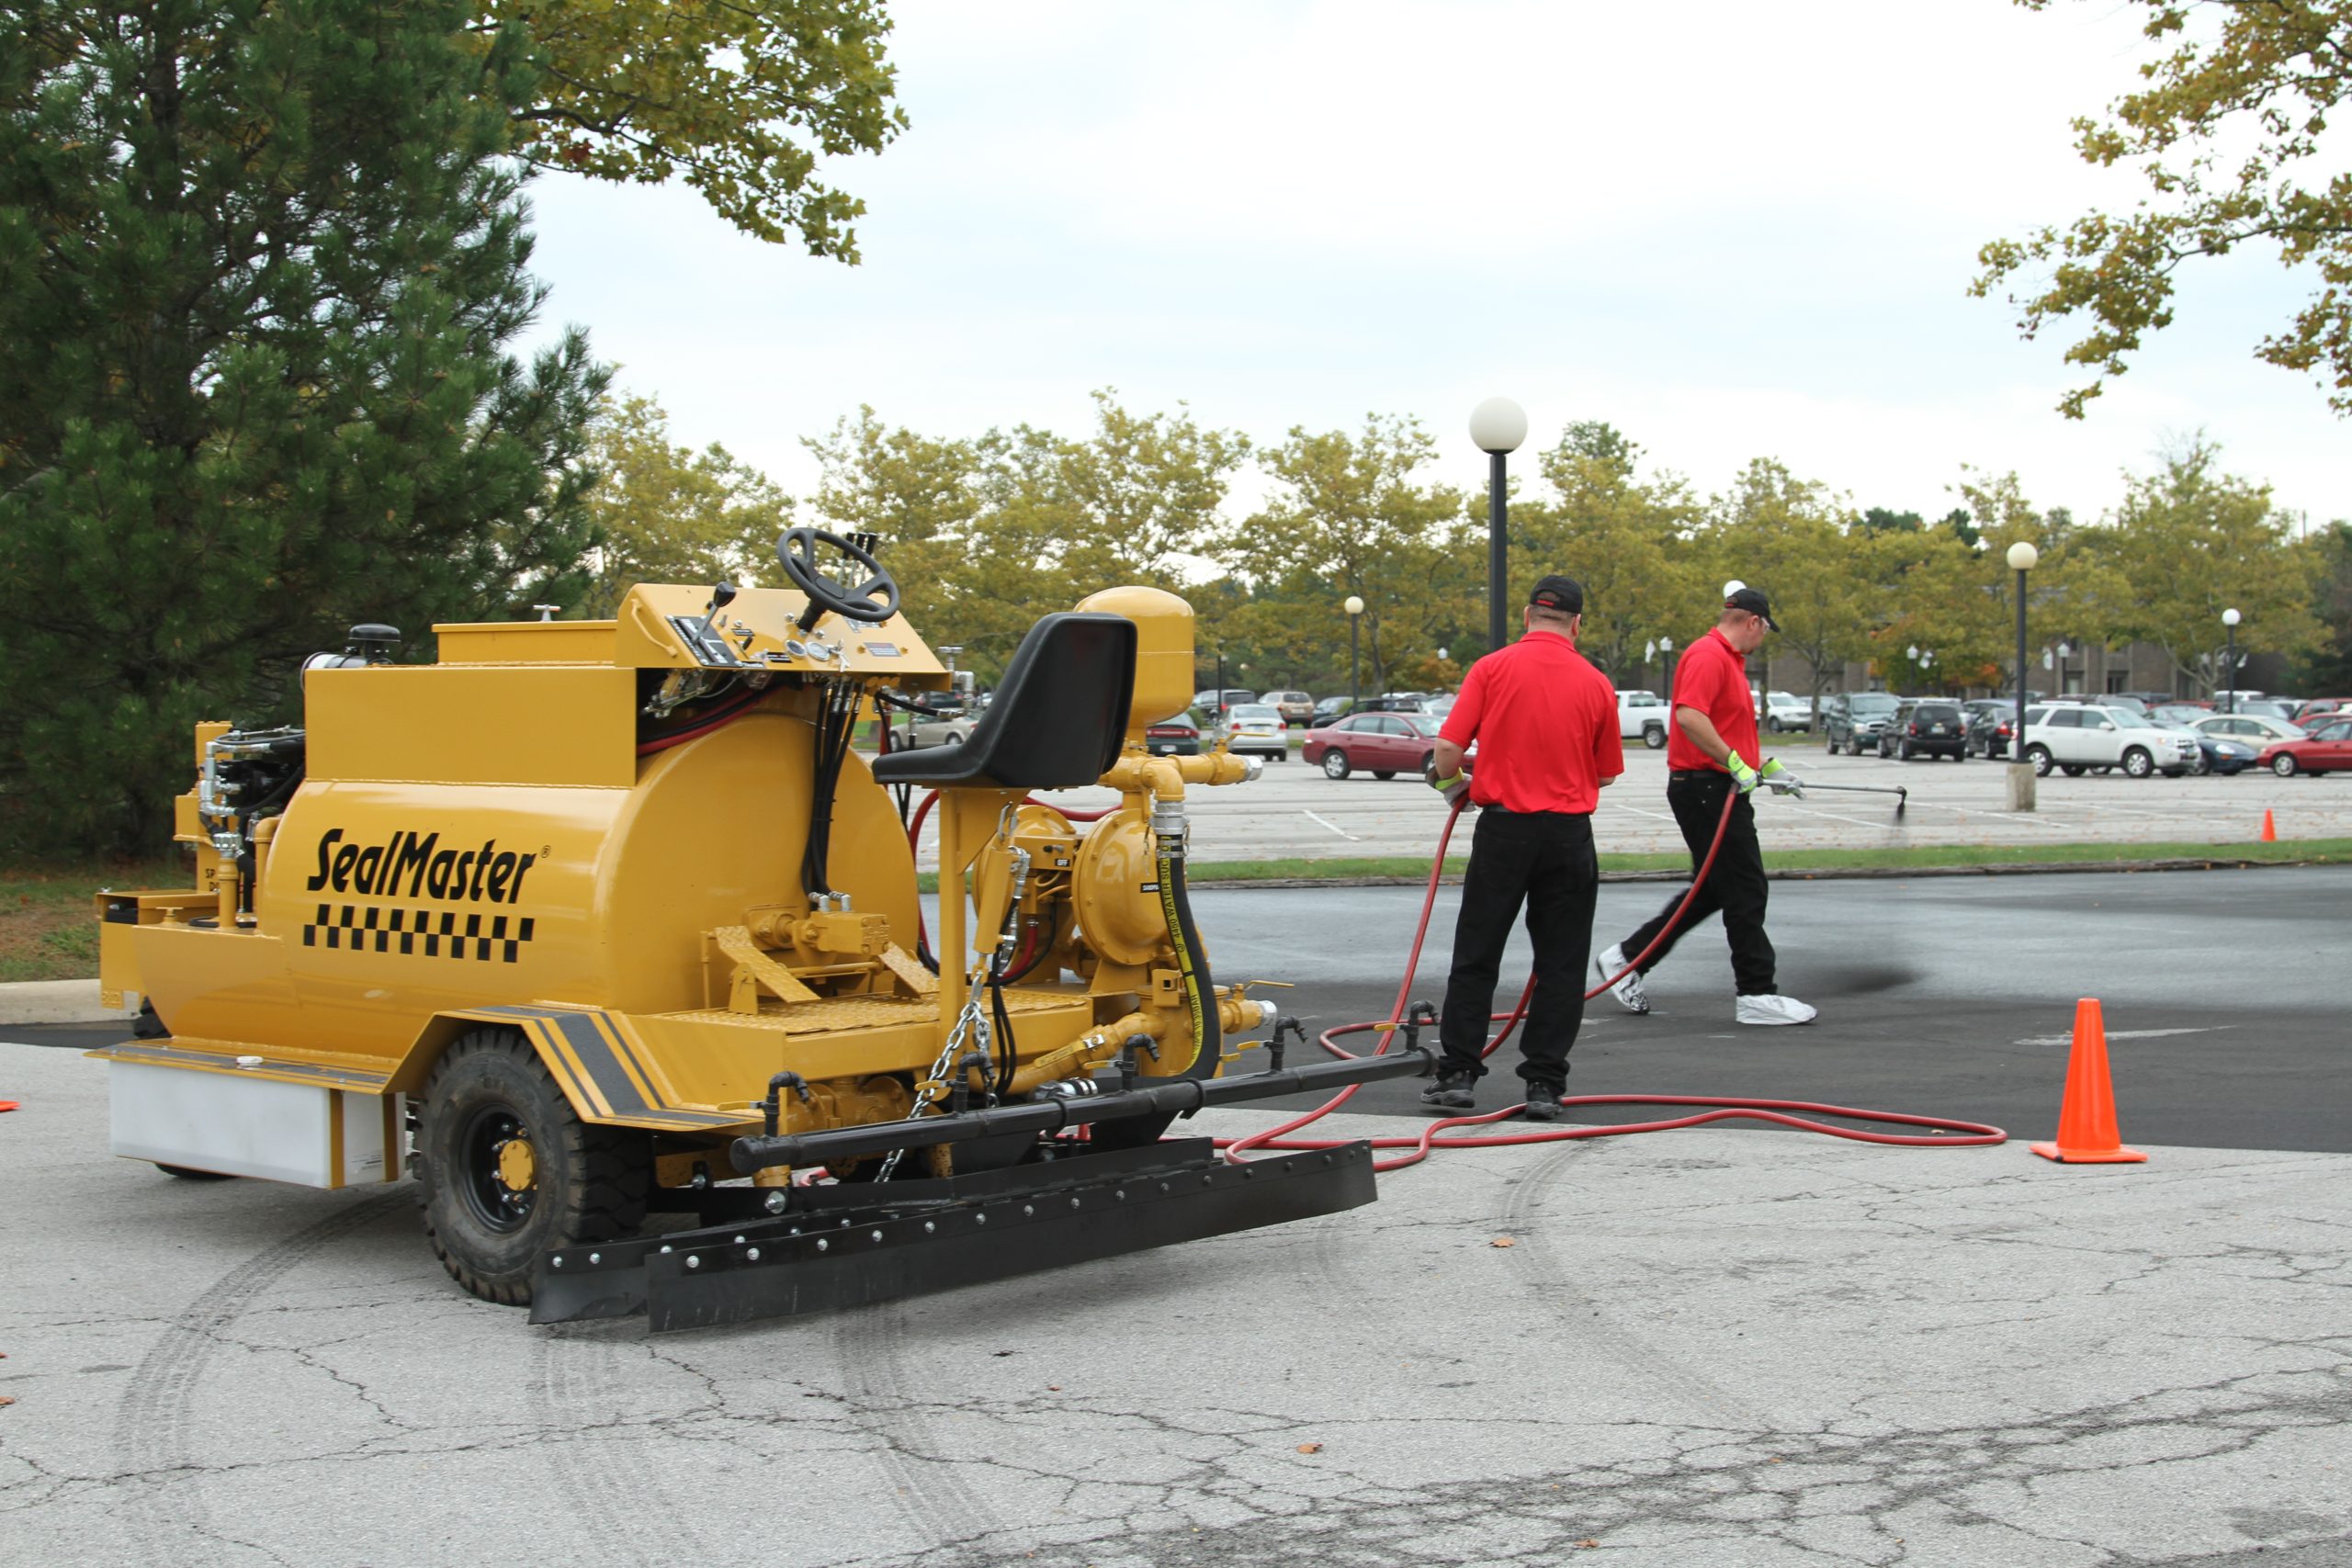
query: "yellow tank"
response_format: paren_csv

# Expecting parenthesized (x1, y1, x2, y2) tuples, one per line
(92, 553, 1273, 1310)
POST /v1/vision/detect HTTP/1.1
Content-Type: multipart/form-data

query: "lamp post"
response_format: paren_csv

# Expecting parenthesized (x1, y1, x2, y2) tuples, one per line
(2055, 637, 2072, 696)
(1344, 594, 1365, 710)
(2007, 541, 2039, 809)
(1659, 632, 1675, 694)
(1468, 397, 1528, 656)
(2222, 608, 2241, 713)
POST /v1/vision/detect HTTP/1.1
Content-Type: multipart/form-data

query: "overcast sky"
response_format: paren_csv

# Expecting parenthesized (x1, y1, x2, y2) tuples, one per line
(519, 0, 2346, 532)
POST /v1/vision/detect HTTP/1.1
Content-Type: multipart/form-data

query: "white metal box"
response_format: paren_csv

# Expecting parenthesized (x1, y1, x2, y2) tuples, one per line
(109, 1062, 402, 1188)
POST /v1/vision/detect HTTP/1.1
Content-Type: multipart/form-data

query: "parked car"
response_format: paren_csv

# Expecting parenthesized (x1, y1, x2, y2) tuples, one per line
(1215, 703, 1290, 760)
(2020, 704, 2198, 778)
(1878, 698, 1967, 761)
(2258, 713, 2352, 776)
(1351, 693, 1432, 716)
(1961, 698, 2016, 759)
(2150, 702, 2212, 725)
(1301, 711, 1442, 780)
(1762, 691, 1812, 733)
(2174, 724, 2257, 775)
(1422, 693, 1456, 722)
(1143, 713, 1201, 757)
(1823, 692, 1900, 755)
(887, 691, 975, 750)
(1191, 688, 1255, 718)
(1618, 689, 1673, 750)
(1260, 689, 1315, 726)
(1311, 695, 1353, 725)
(2194, 714, 2308, 749)
(2290, 697, 2349, 725)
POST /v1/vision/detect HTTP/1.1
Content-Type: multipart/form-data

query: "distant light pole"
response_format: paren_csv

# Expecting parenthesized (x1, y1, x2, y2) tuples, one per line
(2007, 541, 2039, 809)
(1658, 633, 1676, 694)
(1344, 594, 1365, 710)
(1468, 397, 1528, 656)
(2222, 607, 2241, 713)
(2055, 637, 2072, 696)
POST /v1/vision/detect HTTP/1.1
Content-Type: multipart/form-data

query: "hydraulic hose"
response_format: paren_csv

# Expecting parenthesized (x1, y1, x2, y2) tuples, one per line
(1155, 847, 1220, 1078)
(1221, 787, 2006, 1171)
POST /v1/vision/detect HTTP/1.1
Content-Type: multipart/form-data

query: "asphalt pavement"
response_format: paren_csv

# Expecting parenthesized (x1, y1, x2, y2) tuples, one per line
(1196, 865, 2352, 1155)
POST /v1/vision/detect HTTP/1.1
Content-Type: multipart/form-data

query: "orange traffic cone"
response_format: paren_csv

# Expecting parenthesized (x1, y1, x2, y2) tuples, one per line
(2260, 809, 2277, 842)
(2030, 998, 2146, 1164)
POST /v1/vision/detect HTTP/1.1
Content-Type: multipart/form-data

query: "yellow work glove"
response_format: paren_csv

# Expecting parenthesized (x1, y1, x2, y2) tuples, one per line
(1759, 758, 1804, 798)
(1726, 756, 1761, 795)
(1425, 757, 1471, 808)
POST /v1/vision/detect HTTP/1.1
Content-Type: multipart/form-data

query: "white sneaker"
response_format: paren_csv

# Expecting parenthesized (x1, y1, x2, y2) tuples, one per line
(1596, 944, 1649, 1014)
(1736, 993, 1817, 1026)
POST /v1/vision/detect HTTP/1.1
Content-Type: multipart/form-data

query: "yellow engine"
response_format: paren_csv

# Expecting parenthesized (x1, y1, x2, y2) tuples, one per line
(84, 532, 1425, 1328)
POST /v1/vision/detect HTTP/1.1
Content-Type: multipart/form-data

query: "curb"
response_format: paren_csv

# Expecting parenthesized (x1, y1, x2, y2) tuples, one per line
(1195, 853, 2340, 891)
(0, 978, 124, 1028)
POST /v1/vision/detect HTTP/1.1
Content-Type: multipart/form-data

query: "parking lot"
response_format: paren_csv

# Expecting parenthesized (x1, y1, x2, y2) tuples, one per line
(910, 746, 2352, 869)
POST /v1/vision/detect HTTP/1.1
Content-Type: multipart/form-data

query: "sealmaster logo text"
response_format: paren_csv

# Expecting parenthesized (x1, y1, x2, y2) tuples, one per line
(305, 829, 538, 905)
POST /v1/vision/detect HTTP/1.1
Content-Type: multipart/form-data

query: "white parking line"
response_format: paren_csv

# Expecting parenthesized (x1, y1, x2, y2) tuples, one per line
(1779, 804, 1897, 831)
(1604, 802, 1679, 824)
(1302, 809, 1360, 841)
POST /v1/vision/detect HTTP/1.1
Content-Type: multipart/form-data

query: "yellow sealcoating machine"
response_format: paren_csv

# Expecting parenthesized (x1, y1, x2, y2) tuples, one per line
(92, 529, 1430, 1328)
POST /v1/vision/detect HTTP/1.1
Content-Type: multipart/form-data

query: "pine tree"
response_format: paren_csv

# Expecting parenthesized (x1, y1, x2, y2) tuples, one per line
(0, 0, 609, 856)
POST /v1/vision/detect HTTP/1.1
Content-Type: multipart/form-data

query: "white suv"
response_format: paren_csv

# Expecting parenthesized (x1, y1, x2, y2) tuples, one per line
(2021, 705, 2198, 779)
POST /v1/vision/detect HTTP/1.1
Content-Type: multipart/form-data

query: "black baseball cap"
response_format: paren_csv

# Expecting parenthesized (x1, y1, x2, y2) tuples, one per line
(1724, 586, 1776, 629)
(1530, 575, 1584, 615)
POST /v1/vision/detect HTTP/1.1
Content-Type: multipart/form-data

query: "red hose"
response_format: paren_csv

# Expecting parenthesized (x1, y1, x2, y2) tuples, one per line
(1220, 789, 2006, 1169)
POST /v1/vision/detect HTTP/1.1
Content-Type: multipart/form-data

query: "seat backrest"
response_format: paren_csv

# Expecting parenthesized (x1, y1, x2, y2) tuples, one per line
(871, 614, 1136, 791)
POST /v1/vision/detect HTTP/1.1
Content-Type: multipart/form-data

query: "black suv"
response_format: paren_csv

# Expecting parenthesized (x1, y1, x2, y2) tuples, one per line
(1961, 698, 2016, 759)
(1880, 699, 1967, 761)
(1824, 692, 1900, 755)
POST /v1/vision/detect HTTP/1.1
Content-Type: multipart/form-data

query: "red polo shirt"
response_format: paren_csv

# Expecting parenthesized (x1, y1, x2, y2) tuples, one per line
(1440, 630, 1623, 813)
(1666, 626, 1760, 773)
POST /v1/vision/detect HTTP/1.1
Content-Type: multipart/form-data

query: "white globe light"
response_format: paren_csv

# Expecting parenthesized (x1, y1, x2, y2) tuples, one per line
(1659, 635, 1673, 651)
(2222, 606, 2242, 626)
(1907, 645, 1919, 660)
(1467, 397, 1527, 454)
(1343, 595, 1364, 615)
(2006, 541, 2040, 571)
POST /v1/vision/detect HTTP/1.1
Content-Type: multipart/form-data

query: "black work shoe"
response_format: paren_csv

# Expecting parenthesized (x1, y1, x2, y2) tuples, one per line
(1419, 1072, 1476, 1111)
(1522, 1085, 1568, 1122)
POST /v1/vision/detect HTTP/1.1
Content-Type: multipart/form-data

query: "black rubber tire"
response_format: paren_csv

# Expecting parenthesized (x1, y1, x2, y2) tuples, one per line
(1643, 724, 1668, 750)
(1322, 750, 1351, 780)
(2028, 745, 2053, 777)
(1373, 769, 1396, 780)
(1767, 716, 1782, 734)
(2122, 747, 2154, 779)
(2273, 753, 2299, 776)
(415, 1028, 650, 1306)
(2061, 764, 2086, 776)
(155, 1164, 235, 1180)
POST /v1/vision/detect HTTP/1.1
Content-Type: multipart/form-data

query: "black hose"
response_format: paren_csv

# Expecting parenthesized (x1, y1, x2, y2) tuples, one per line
(1155, 848, 1221, 1078)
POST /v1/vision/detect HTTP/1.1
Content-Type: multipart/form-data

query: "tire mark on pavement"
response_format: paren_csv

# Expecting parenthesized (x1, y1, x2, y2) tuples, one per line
(110, 1189, 409, 1561)
(833, 1303, 1006, 1556)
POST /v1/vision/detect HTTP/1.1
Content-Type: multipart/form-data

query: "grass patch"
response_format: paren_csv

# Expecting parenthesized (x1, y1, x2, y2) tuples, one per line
(0, 859, 186, 983)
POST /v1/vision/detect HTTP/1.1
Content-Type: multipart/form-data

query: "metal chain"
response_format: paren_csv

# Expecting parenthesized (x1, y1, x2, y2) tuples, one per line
(875, 964, 991, 1183)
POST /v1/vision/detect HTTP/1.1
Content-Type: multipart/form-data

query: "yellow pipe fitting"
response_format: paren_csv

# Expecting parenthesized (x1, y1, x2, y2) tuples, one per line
(1007, 1009, 1159, 1095)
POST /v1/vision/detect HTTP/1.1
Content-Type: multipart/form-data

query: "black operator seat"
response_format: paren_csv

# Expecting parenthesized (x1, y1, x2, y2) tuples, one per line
(872, 613, 1136, 790)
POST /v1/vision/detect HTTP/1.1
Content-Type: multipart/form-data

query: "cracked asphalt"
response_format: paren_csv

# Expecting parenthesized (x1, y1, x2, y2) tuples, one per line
(4, 869, 2350, 1565)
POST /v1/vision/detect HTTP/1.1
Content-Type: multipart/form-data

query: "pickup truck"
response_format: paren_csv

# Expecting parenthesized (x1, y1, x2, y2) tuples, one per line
(1619, 690, 1672, 750)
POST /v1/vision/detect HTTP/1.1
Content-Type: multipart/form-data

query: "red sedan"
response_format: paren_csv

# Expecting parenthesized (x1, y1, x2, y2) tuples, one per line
(1301, 711, 1443, 780)
(2258, 713, 2352, 776)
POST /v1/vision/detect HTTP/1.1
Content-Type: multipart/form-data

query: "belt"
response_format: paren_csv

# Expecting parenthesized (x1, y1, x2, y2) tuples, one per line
(1668, 768, 1729, 782)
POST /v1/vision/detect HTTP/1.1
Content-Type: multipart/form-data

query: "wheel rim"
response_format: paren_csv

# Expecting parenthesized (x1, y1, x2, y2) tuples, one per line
(2276, 756, 2295, 775)
(1323, 752, 1346, 778)
(458, 1104, 537, 1233)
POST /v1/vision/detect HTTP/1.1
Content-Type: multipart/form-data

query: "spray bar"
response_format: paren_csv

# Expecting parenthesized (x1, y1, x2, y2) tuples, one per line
(1785, 780, 1908, 820)
(730, 1047, 1435, 1174)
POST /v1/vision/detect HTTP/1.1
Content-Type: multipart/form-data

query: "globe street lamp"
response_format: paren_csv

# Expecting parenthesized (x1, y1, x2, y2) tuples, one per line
(2007, 541, 2039, 809)
(2055, 637, 2072, 696)
(1344, 594, 1365, 711)
(1658, 632, 1675, 693)
(2222, 607, 2242, 713)
(1468, 397, 1528, 657)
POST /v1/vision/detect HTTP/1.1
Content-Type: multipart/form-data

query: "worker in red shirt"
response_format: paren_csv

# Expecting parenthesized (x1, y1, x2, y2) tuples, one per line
(1420, 575, 1624, 1121)
(1597, 586, 1816, 1025)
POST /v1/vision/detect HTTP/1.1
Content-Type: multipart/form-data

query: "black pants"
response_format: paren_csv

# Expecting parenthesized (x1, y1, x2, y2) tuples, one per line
(1619, 770, 1777, 995)
(1438, 807, 1597, 1089)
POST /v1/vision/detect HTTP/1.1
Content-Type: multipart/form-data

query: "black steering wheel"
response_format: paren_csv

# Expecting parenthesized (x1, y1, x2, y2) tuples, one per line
(775, 526, 900, 629)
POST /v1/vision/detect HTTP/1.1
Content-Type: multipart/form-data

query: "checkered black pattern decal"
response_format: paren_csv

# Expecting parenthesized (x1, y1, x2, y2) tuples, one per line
(303, 904, 535, 962)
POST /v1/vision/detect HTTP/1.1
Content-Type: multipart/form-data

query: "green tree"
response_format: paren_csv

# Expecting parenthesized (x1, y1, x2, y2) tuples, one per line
(0, 0, 607, 856)
(1224, 417, 1473, 696)
(484, 0, 908, 254)
(2080, 438, 2323, 692)
(1521, 421, 1704, 686)
(583, 392, 792, 613)
(1702, 458, 1874, 723)
(2292, 520, 2352, 692)
(1975, 1, 2352, 416)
